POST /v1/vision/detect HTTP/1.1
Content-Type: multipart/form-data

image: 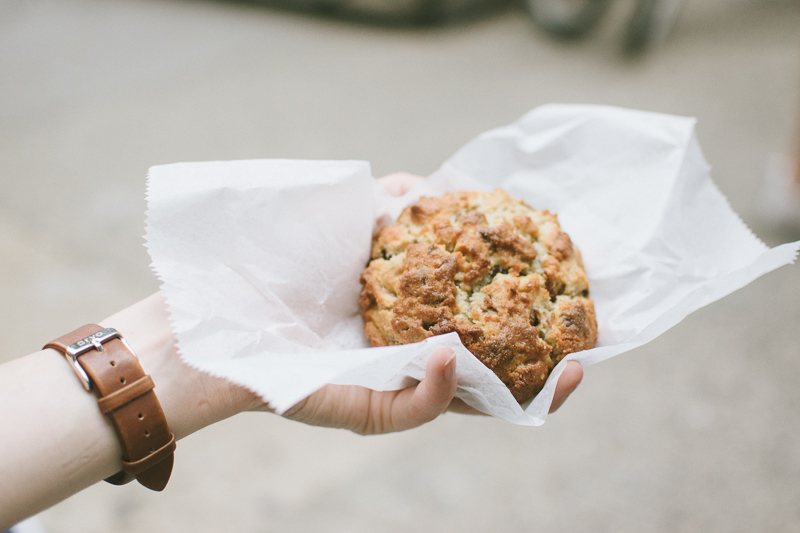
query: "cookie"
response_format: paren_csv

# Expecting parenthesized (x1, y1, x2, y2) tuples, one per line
(359, 189, 597, 403)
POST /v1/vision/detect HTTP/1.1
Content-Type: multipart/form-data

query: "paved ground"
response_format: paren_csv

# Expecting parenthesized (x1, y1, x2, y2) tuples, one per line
(2, 0, 799, 531)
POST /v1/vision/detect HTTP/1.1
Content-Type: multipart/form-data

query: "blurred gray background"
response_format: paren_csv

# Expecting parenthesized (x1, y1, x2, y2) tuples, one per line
(2, 0, 800, 531)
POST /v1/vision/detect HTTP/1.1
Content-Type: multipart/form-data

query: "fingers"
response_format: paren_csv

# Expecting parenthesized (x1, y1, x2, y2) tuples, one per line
(390, 347, 457, 431)
(549, 361, 583, 413)
(377, 173, 424, 197)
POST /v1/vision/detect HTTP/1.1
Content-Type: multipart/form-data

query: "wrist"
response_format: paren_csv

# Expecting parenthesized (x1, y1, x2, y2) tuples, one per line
(101, 292, 260, 439)
(100, 292, 259, 440)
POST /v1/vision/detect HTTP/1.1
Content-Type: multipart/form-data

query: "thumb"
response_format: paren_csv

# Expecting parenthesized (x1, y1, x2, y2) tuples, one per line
(390, 347, 457, 431)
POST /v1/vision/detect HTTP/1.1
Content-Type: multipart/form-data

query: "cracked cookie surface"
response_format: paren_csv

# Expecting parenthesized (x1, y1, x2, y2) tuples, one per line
(359, 189, 597, 403)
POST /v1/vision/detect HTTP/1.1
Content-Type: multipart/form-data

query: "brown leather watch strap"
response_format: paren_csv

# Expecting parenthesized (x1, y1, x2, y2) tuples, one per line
(45, 324, 176, 491)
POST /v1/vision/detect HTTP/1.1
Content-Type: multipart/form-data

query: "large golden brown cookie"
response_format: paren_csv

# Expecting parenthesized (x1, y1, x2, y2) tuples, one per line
(359, 189, 597, 403)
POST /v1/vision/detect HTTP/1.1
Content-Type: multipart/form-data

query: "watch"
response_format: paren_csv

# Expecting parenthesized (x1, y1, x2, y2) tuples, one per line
(44, 324, 176, 491)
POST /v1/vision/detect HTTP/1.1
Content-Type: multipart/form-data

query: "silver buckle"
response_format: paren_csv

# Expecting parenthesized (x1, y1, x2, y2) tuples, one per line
(63, 327, 137, 391)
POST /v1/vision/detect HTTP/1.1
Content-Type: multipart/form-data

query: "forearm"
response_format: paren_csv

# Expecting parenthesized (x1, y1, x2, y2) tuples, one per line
(0, 346, 121, 528)
(0, 292, 255, 529)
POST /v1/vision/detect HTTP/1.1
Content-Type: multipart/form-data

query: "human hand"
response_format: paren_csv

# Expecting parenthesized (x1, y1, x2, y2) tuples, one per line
(282, 348, 583, 434)
(283, 347, 457, 434)
(281, 173, 584, 434)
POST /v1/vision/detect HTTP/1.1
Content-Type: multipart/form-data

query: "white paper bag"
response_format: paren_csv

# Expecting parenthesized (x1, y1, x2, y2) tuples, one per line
(145, 104, 799, 426)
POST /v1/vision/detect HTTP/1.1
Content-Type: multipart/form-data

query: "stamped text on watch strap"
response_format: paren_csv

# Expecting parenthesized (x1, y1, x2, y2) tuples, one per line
(59, 327, 126, 391)
(44, 324, 176, 491)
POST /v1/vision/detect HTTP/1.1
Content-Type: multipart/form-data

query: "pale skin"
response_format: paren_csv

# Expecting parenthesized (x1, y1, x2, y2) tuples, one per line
(0, 174, 583, 530)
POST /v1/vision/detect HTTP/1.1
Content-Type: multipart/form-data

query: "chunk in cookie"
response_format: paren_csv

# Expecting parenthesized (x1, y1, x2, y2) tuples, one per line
(359, 189, 597, 403)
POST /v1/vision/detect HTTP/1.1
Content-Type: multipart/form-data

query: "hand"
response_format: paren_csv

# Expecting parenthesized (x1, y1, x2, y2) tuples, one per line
(283, 349, 583, 434)
(283, 347, 457, 434)
(281, 173, 584, 434)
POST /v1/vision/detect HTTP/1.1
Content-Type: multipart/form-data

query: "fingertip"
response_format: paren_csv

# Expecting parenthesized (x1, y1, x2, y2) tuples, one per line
(549, 360, 584, 414)
(563, 361, 583, 393)
(428, 346, 453, 366)
(425, 347, 453, 379)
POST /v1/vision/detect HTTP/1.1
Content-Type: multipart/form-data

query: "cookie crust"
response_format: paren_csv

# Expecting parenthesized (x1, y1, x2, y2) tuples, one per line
(359, 189, 597, 403)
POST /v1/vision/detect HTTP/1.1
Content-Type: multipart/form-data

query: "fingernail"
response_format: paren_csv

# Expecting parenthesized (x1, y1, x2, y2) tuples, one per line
(443, 352, 456, 381)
